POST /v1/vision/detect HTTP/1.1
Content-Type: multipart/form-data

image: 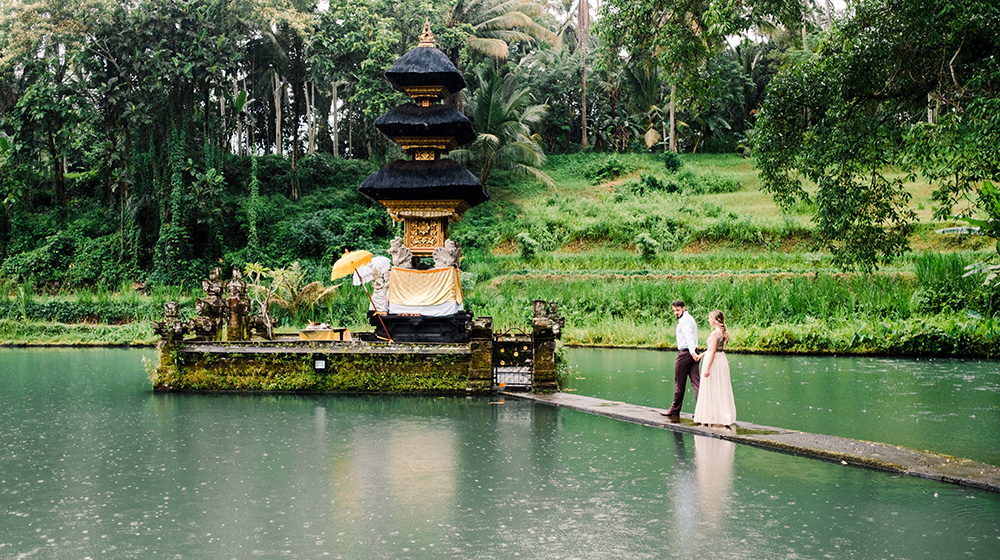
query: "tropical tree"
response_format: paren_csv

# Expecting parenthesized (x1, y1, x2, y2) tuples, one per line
(446, 0, 556, 61)
(450, 65, 553, 190)
(754, 0, 1000, 271)
(0, 0, 110, 205)
(621, 59, 667, 151)
(518, 45, 583, 153)
(598, 0, 805, 152)
(310, 0, 402, 160)
(267, 261, 340, 324)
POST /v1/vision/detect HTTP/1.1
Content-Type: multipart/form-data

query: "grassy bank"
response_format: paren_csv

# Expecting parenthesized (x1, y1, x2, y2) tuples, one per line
(2, 154, 996, 356)
(462, 253, 999, 357)
(451, 153, 998, 357)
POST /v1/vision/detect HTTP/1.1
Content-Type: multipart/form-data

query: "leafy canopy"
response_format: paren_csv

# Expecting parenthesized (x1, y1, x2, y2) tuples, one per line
(754, 0, 1000, 271)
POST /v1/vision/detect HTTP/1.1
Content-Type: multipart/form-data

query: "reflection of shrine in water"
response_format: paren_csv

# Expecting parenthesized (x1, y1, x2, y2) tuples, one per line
(150, 23, 563, 394)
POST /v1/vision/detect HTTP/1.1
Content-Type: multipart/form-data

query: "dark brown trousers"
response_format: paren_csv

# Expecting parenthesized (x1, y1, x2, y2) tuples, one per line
(666, 351, 700, 416)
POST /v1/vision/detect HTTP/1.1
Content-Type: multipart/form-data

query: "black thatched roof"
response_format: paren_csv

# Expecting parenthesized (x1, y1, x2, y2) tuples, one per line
(358, 159, 488, 207)
(374, 104, 477, 147)
(385, 46, 466, 96)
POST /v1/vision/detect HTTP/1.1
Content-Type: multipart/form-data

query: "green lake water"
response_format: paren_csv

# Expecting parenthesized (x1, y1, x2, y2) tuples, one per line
(563, 347, 1000, 467)
(1, 347, 999, 559)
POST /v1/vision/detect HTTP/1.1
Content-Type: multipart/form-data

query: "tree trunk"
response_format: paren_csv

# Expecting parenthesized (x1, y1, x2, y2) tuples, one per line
(273, 73, 284, 156)
(669, 84, 677, 153)
(801, 2, 809, 49)
(234, 77, 244, 156)
(219, 82, 227, 154)
(578, 0, 590, 151)
(332, 82, 339, 157)
(305, 81, 317, 155)
(49, 131, 66, 205)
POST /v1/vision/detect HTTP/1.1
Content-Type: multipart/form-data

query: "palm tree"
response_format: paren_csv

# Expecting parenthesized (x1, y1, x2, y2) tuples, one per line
(267, 262, 340, 325)
(450, 66, 553, 190)
(622, 60, 668, 150)
(447, 0, 557, 60)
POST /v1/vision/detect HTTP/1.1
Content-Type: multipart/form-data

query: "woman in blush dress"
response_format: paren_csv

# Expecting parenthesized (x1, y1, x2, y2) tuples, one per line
(693, 309, 736, 429)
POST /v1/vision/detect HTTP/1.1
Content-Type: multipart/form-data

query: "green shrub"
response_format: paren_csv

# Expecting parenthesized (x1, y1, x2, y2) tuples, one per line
(582, 155, 638, 184)
(0, 298, 161, 323)
(701, 213, 765, 245)
(0, 231, 76, 287)
(517, 233, 540, 259)
(682, 168, 742, 195)
(911, 252, 1000, 316)
(663, 151, 683, 173)
(622, 173, 678, 196)
(296, 153, 376, 195)
(635, 233, 660, 260)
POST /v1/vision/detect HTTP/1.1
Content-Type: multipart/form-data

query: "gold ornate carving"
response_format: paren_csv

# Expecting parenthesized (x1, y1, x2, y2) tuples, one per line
(380, 199, 471, 223)
(395, 136, 454, 153)
(413, 149, 435, 161)
(402, 85, 450, 102)
(404, 217, 446, 255)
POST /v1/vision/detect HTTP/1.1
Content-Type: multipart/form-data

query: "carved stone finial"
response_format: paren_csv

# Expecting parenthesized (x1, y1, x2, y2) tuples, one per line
(418, 19, 435, 47)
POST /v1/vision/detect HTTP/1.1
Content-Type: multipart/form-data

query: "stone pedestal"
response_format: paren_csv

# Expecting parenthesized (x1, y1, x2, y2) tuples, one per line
(531, 317, 558, 393)
(468, 316, 493, 392)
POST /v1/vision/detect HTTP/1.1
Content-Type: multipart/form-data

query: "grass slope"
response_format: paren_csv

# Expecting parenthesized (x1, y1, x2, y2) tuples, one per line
(2, 153, 996, 356)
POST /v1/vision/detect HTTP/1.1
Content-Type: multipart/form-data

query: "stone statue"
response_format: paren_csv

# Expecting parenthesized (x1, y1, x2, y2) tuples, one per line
(195, 267, 227, 340)
(226, 268, 250, 341)
(388, 236, 413, 269)
(432, 239, 462, 268)
(153, 301, 192, 344)
(370, 256, 392, 312)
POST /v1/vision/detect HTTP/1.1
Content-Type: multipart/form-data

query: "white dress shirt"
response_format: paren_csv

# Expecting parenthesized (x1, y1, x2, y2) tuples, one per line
(676, 311, 698, 356)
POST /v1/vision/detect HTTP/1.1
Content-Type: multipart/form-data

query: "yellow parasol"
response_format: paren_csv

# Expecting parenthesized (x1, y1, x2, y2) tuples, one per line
(329, 249, 392, 342)
(330, 250, 373, 281)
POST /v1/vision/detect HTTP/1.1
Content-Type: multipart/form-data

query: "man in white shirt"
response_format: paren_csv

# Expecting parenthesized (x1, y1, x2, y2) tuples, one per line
(661, 300, 700, 418)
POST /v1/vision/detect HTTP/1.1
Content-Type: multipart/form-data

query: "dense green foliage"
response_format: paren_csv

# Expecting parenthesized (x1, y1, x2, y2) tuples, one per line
(754, 0, 1000, 271)
(2, 153, 997, 356)
(2, 1, 998, 357)
(0, 152, 387, 289)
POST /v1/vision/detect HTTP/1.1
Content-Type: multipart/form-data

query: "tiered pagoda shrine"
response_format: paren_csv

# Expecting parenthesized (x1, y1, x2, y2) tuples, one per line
(150, 23, 564, 393)
(357, 22, 488, 342)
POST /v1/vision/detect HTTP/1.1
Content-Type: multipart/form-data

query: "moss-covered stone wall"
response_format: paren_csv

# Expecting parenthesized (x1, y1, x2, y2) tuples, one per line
(153, 345, 475, 393)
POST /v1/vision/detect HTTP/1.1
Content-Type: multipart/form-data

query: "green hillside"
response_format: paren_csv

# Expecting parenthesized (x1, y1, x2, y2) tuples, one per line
(2, 152, 995, 356)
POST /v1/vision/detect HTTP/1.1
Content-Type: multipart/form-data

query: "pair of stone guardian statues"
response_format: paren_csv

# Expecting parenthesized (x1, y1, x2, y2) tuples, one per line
(388, 237, 462, 269)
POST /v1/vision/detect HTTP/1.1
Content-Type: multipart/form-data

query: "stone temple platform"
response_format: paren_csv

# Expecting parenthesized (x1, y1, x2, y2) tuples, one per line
(508, 392, 1000, 493)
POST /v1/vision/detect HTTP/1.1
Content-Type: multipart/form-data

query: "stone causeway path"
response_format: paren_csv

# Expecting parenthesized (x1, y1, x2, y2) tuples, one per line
(508, 392, 1000, 493)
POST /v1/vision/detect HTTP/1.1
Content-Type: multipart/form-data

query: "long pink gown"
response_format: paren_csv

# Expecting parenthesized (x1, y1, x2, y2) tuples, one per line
(693, 333, 736, 426)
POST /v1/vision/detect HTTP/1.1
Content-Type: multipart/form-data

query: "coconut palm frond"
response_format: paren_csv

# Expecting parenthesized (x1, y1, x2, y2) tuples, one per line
(505, 161, 556, 189)
(466, 36, 510, 59)
(451, 0, 556, 59)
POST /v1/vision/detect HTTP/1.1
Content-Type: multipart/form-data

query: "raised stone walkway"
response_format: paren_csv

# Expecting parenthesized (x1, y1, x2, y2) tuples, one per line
(508, 391, 1000, 493)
